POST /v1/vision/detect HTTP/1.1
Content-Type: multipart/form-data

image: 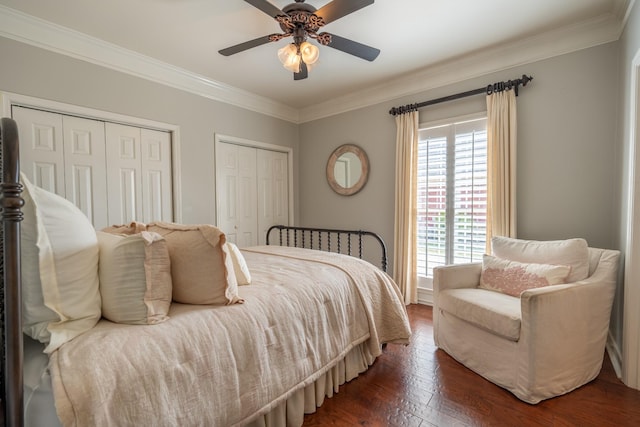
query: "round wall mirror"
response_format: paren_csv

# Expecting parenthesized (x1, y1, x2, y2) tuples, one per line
(326, 144, 369, 196)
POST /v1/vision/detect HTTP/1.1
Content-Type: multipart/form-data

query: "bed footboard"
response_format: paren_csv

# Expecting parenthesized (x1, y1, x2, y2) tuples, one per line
(266, 225, 388, 272)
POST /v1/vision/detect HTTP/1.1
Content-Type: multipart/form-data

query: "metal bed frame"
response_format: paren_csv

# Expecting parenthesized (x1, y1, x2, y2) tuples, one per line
(266, 224, 388, 272)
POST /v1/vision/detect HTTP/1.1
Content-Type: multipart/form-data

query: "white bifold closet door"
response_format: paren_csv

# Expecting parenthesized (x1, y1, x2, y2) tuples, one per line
(216, 141, 289, 247)
(216, 143, 259, 247)
(257, 149, 288, 245)
(14, 107, 109, 228)
(14, 106, 172, 230)
(105, 123, 173, 225)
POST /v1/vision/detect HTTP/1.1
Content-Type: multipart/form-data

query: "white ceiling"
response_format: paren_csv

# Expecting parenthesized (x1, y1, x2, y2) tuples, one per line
(0, 0, 633, 122)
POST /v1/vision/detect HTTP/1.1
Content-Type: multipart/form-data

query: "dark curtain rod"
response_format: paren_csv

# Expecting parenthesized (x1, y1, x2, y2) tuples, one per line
(388, 74, 534, 116)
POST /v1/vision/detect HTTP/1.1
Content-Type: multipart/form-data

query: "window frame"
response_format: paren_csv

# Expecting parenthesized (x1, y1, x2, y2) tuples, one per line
(417, 112, 488, 290)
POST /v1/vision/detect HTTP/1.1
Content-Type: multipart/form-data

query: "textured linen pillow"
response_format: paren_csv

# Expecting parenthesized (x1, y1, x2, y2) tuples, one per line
(20, 173, 101, 353)
(101, 221, 147, 235)
(479, 254, 571, 297)
(491, 236, 589, 282)
(146, 222, 242, 305)
(225, 242, 252, 285)
(97, 231, 172, 324)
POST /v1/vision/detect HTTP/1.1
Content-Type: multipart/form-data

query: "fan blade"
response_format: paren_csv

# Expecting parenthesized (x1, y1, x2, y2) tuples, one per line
(315, 0, 374, 25)
(244, 0, 283, 19)
(294, 61, 308, 80)
(219, 35, 273, 56)
(326, 33, 380, 61)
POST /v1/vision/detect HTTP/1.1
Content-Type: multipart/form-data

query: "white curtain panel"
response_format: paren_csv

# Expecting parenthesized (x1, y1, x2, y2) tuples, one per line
(393, 110, 419, 304)
(486, 90, 518, 252)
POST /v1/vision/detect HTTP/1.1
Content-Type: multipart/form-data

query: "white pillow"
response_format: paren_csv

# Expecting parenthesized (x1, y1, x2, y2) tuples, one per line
(491, 236, 589, 283)
(225, 242, 252, 285)
(479, 254, 571, 297)
(97, 231, 172, 324)
(20, 174, 101, 353)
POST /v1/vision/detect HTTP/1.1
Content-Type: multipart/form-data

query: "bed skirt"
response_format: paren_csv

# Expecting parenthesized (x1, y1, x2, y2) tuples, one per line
(245, 339, 376, 427)
(25, 336, 376, 427)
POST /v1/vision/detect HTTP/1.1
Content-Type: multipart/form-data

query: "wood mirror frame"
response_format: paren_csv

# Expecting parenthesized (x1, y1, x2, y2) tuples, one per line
(326, 144, 369, 196)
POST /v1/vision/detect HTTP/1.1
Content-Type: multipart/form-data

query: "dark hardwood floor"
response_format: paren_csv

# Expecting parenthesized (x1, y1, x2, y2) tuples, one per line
(303, 304, 640, 426)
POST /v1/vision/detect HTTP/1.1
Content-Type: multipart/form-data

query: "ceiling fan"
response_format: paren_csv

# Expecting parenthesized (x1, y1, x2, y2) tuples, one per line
(219, 0, 380, 80)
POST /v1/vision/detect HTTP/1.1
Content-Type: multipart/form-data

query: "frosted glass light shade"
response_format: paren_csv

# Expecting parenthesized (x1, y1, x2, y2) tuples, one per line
(278, 44, 301, 72)
(300, 41, 319, 65)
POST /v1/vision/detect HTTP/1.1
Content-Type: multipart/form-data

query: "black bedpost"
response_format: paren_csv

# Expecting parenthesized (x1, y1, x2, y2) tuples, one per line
(1, 118, 24, 427)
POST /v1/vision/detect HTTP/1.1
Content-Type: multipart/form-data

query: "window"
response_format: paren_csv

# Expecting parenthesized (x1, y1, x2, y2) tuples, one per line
(417, 115, 487, 284)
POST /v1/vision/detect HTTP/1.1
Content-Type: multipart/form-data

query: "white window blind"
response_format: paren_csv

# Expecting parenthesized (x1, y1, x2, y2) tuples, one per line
(417, 116, 487, 279)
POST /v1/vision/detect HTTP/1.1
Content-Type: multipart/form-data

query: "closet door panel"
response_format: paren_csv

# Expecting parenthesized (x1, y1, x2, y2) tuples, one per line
(215, 142, 258, 247)
(13, 107, 65, 194)
(216, 142, 240, 244)
(272, 151, 289, 227)
(141, 129, 172, 223)
(237, 146, 258, 247)
(106, 123, 143, 225)
(257, 150, 289, 245)
(257, 150, 274, 246)
(62, 116, 108, 229)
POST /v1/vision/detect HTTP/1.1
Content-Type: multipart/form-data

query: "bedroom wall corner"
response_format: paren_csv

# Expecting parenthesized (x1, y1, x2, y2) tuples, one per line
(617, 0, 640, 390)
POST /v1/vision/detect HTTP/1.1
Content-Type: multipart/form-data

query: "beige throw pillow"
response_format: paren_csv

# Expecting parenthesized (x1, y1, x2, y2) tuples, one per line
(97, 231, 172, 324)
(479, 254, 571, 297)
(491, 236, 589, 282)
(101, 221, 148, 235)
(147, 222, 242, 305)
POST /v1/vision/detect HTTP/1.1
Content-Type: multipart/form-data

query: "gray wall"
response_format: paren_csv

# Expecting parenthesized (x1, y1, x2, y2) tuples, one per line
(0, 36, 300, 226)
(614, 0, 640, 373)
(299, 43, 620, 275)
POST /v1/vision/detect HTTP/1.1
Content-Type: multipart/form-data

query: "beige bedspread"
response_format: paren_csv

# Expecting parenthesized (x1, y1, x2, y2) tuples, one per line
(49, 246, 411, 426)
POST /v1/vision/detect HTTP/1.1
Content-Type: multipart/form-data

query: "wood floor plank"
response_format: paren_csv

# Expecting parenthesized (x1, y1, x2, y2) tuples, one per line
(302, 304, 640, 426)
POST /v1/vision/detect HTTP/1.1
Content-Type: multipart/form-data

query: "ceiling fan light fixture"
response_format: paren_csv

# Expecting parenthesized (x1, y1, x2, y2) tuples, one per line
(221, 0, 379, 80)
(278, 43, 302, 72)
(300, 41, 319, 65)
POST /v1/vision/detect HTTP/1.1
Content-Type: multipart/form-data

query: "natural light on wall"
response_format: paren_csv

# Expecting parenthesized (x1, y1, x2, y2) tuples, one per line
(417, 115, 488, 289)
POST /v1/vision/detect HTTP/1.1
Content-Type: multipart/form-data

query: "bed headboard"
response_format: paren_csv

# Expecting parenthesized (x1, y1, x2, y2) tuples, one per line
(1, 117, 24, 427)
(266, 225, 388, 272)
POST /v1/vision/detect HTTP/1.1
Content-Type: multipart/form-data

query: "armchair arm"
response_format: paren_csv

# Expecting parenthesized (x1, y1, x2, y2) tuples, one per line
(518, 249, 619, 391)
(521, 249, 619, 335)
(433, 263, 482, 293)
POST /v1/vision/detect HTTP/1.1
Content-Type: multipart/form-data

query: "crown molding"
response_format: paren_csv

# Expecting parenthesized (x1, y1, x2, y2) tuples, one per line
(298, 9, 628, 123)
(0, 3, 633, 125)
(618, 0, 637, 30)
(0, 5, 299, 123)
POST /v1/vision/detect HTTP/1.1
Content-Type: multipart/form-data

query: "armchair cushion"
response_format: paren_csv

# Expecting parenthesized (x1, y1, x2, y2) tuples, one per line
(479, 254, 571, 297)
(438, 288, 521, 341)
(491, 236, 589, 282)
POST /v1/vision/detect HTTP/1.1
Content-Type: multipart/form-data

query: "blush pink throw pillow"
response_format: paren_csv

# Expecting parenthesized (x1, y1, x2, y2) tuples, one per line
(479, 255, 571, 297)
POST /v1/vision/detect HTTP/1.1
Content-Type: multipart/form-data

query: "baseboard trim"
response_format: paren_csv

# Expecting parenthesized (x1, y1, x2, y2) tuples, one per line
(417, 287, 433, 306)
(607, 331, 623, 379)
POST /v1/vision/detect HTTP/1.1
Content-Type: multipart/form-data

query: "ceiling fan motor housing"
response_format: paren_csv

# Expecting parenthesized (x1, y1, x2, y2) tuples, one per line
(275, 1, 331, 45)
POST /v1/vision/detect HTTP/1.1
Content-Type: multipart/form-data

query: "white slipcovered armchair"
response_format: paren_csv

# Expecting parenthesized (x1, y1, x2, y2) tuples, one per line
(433, 237, 620, 404)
